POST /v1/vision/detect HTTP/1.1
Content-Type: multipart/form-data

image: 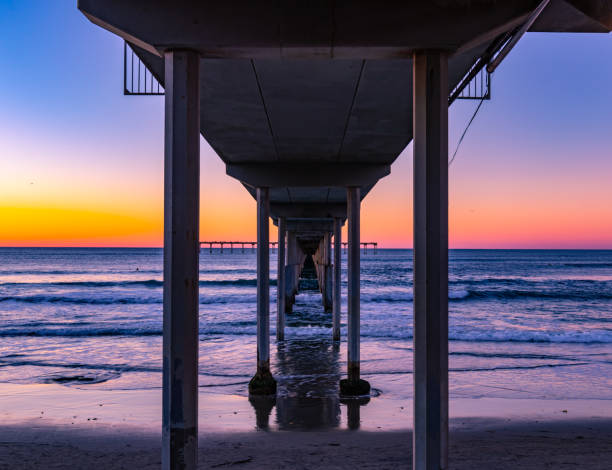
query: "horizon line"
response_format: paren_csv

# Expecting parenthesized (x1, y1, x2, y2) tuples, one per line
(1, 246, 611, 251)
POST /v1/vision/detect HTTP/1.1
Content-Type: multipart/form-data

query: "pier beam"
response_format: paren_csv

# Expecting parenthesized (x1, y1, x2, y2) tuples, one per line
(340, 187, 370, 397)
(276, 217, 286, 341)
(162, 49, 200, 470)
(249, 187, 276, 395)
(333, 218, 342, 341)
(412, 51, 449, 470)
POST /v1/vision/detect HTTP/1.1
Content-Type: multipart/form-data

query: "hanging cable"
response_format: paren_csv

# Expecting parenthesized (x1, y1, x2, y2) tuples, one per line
(449, 94, 486, 167)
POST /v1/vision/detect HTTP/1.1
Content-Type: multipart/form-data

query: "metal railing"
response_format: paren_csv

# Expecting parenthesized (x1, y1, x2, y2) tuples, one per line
(449, 59, 491, 104)
(453, 66, 490, 102)
(123, 42, 164, 96)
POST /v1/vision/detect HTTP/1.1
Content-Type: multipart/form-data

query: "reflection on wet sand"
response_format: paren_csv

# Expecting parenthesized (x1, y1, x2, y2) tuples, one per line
(249, 337, 371, 430)
(342, 397, 371, 430)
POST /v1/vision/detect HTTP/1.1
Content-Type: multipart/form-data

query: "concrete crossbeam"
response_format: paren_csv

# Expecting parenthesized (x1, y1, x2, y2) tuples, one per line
(227, 163, 390, 188)
(285, 219, 335, 233)
(271, 203, 347, 219)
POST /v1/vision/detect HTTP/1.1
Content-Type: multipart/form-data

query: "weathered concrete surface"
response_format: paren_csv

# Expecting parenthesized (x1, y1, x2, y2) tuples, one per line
(412, 51, 449, 470)
(332, 218, 342, 341)
(341, 187, 370, 398)
(249, 187, 276, 396)
(162, 50, 200, 470)
(79, 1, 612, 59)
(313, 233, 333, 313)
(276, 217, 286, 342)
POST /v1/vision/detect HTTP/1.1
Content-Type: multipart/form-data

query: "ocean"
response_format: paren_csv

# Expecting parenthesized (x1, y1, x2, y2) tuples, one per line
(0, 247, 611, 411)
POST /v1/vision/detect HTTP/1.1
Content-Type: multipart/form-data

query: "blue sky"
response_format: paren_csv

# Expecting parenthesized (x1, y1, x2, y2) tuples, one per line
(1, 1, 611, 247)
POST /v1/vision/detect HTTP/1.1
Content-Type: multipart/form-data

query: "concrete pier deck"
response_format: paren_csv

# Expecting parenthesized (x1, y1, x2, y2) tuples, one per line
(78, 1, 612, 468)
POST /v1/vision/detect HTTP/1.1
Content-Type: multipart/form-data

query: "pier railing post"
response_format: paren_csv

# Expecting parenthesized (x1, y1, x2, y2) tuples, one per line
(412, 50, 449, 470)
(333, 218, 342, 341)
(340, 187, 370, 396)
(162, 49, 200, 470)
(249, 187, 276, 395)
(276, 217, 286, 341)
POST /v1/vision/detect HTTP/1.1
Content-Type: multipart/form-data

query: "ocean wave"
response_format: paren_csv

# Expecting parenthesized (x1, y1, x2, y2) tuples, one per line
(448, 329, 612, 344)
(457, 288, 612, 302)
(362, 289, 469, 303)
(361, 285, 612, 303)
(0, 323, 610, 344)
(0, 280, 163, 288)
(564, 263, 612, 268)
(358, 327, 612, 344)
(0, 327, 162, 337)
(0, 278, 273, 288)
(0, 359, 159, 373)
(1, 286, 610, 306)
(0, 293, 257, 305)
(0, 295, 161, 305)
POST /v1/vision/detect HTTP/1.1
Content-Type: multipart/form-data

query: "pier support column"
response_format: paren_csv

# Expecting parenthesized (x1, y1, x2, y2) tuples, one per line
(285, 231, 298, 313)
(314, 234, 333, 313)
(276, 217, 286, 341)
(162, 49, 200, 470)
(412, 51, 449, 470)
(332, 218, 342, 341)
(324, 233, 333, 313)
(249, 187, 276, 395)
(340, 187, 370, 396)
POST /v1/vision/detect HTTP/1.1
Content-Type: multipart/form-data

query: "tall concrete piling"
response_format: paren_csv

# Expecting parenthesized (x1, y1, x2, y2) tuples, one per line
(324, 233, 333, 312)
(162, 49, 200, 470)
(340, 187, 370, 397)
(249, 187, 277, 396)
(285, 231, 301, 313)
(276, 217, 286, 341)
(412, 51, 449, 470)
(332, 218, 342, 341)
(313, 232, 333, 313)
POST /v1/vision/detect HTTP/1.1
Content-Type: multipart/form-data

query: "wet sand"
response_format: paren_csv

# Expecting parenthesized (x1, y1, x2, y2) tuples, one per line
(0, 383, 611, 468)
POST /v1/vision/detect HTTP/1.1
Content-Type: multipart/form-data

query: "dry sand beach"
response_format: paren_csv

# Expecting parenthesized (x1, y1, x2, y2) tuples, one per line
(1, 419, 611, 469)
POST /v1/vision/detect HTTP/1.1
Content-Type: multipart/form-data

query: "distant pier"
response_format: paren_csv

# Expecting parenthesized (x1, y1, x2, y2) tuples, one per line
(200, 240, 377, 254)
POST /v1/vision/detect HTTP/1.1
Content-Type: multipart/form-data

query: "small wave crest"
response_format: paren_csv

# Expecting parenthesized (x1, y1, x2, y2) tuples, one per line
(0, 278, 273, 288)
(0, 293, 257, 305)
(0, 323, 610, 344)
(456, 289, 612, 302)
(564, 262, 612, 268)
(363, 289, 470, 303)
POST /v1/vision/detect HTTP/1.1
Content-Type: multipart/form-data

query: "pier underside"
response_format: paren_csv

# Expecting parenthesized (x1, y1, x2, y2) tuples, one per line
(79, 1, 612, 469)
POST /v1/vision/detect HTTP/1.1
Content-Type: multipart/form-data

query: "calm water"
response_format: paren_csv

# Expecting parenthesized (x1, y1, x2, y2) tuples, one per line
(0, 248, 611, 405)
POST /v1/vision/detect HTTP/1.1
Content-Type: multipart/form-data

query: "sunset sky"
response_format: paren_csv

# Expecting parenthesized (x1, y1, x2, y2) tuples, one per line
(1, 1, 611, 248)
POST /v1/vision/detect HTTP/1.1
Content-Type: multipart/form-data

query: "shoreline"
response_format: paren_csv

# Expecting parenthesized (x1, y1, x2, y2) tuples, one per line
(1, 382, 611, 431)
